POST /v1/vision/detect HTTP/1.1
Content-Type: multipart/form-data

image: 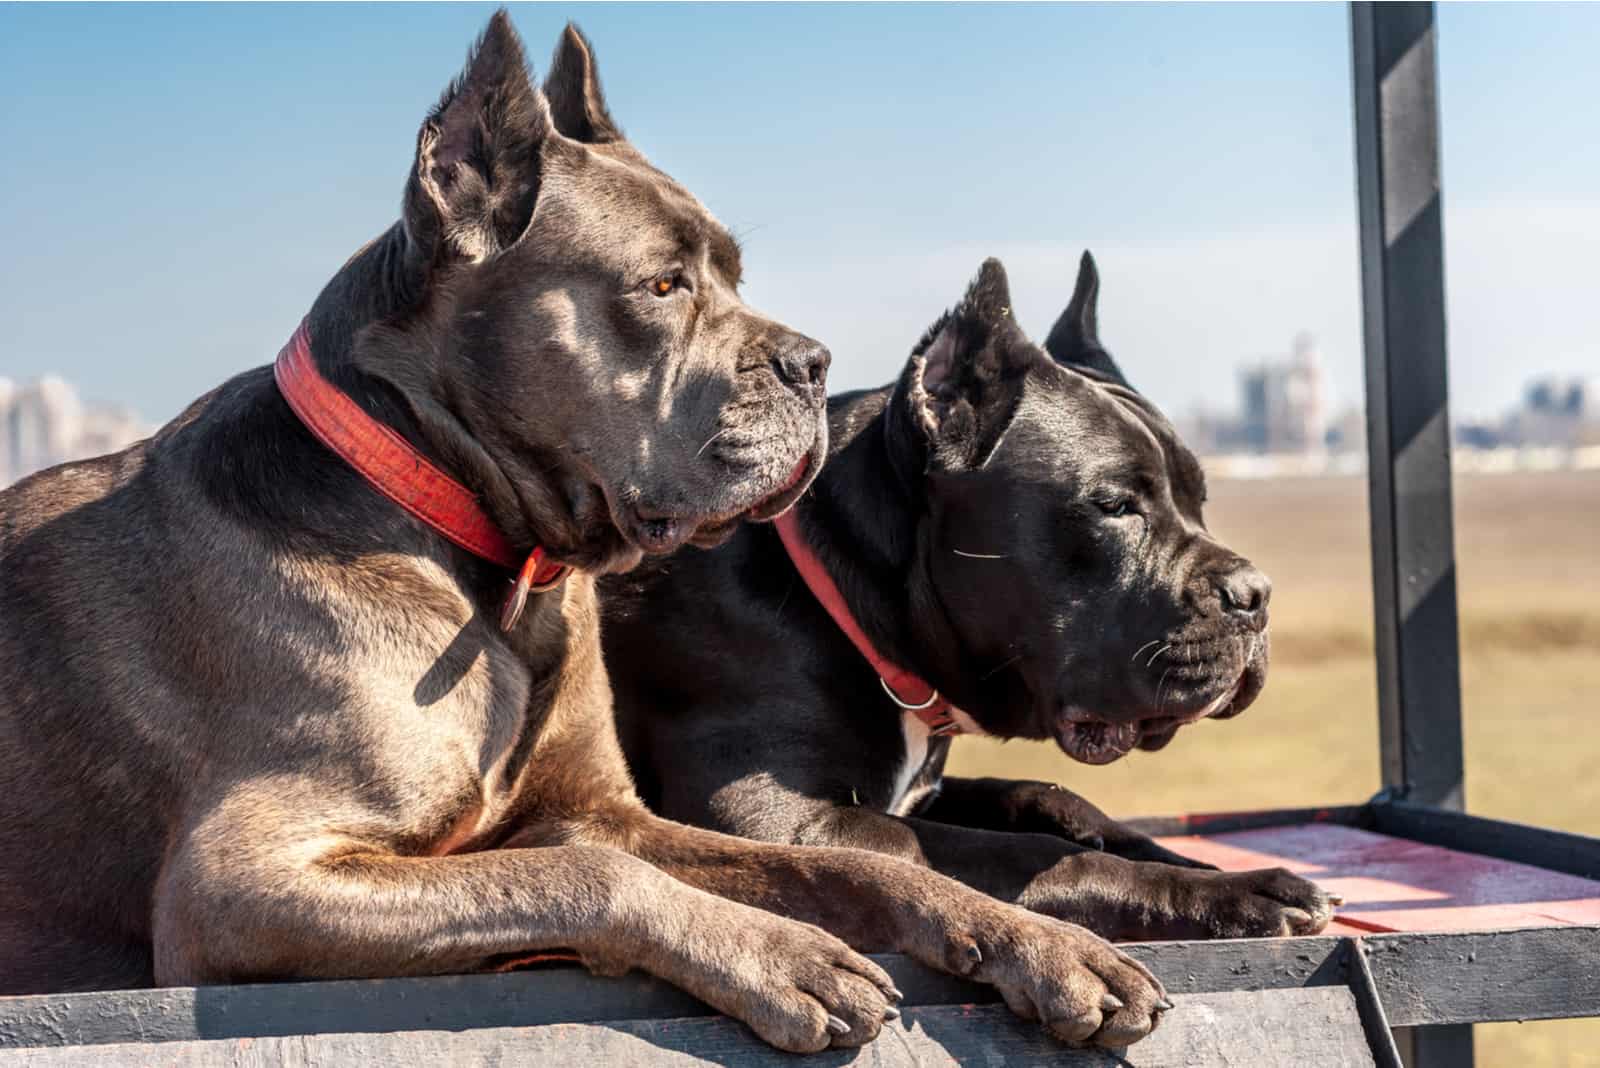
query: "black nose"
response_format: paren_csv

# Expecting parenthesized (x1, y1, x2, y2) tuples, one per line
(772, 338, 830, 397)
(1215, 563, 1271, 618)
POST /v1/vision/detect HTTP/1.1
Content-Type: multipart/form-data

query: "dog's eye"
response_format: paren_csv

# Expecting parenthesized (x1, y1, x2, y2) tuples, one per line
(650, 272, 682, 297)
(1098, 499, 1136, 518)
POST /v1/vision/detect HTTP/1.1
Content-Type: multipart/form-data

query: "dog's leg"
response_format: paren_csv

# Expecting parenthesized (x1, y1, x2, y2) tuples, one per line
(599, 813, 1172, 1049)
(154, 840, 898, 1053)
(921, 776, 1218, 869)
(670, 784, 1333, 945)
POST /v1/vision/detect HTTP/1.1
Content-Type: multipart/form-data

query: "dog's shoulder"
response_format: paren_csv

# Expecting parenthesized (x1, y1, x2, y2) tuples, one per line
(0, 442, 145, 556)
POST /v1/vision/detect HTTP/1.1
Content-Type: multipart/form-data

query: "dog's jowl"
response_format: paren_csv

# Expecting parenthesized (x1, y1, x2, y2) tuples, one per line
(605, 256, 1337, 942)
(0, 14, 1169, 1053)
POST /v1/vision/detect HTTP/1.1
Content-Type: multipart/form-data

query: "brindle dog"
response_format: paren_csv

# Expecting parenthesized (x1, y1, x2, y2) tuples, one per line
(0, 14, 1168, 1053)
(605, 258, 1337, 943)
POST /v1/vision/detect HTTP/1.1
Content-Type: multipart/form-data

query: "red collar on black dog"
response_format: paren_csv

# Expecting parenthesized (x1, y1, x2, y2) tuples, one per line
(774, 511, 964, 737)
(273, 320, 568, 631)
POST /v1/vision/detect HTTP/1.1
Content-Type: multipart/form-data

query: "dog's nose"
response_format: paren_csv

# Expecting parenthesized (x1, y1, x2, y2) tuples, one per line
(772, 338, 831, 397)
(1215, 563, 1271, 618)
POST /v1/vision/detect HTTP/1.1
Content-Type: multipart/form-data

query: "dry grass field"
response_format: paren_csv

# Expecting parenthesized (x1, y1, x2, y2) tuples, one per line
(946, 469, 1600, 1066)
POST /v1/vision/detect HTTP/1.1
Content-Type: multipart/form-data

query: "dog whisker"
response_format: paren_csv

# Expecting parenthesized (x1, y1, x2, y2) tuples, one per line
(952, 548, 1008, 560)
(1146, 643, 1172, 668)
(980, 653, 1023, 681)
(1130, 639, 1162, 664)
(695, 427, 732, 458)
(1155, 667, 1174, 717)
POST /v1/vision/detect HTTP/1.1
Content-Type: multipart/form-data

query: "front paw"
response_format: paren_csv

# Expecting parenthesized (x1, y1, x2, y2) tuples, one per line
(941, 909, 1170, 1048)
(645, 907, 901, 1053)
(1176, 867, 1338, 938)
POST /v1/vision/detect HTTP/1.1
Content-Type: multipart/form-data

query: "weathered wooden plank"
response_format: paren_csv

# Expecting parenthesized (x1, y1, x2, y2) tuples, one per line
(1125, 804, 1371, 838)
(17, 925, 1599, 1054)
(1372, 800, 1600, 882)
(1153, 823, 1600, 933)
(0, 991, 1381, 1067)
(0, 968, 712, 1050)
(0, 943, 1347, 1050)
(1125, 937, 1345, 996)
(1345, 941, 1405, 1068)
(1365, 926, 1600, 1027)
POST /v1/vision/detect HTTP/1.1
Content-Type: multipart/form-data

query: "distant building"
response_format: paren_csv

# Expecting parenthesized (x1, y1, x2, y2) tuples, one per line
(1182, 333, 1337, 457)
(1324, 406, 1366, 455)
(0, 376, 147, 487)
(1456, 375, 1600, 451)
(0, 378, 12, 482)
(1507, 376, 1600, 448)
(1237, 333, 1328, 455)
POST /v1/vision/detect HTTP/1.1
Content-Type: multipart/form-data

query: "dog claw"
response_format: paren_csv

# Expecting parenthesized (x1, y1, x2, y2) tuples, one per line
(1155, 998, 1175, 1012)
(967, 944, 983, 966)
(888, 986, 905, 1001)
(1101, 994, 1124, 1012)
(1328, 893, 1346, 907)
(884, 1007, 901, 1021)
(825, 1015, 850, 1036)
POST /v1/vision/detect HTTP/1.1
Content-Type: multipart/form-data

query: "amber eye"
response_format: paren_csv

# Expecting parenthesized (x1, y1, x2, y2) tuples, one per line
(651, 273, 678, 297)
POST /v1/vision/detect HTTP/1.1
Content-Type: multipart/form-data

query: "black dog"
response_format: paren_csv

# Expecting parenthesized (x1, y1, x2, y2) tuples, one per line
(605, 256, 1336, 941)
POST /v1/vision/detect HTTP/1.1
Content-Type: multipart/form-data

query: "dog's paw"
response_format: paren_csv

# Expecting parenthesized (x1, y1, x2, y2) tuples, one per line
(668, 909, 900, 1053)
(942, 910, 1169, 1048)
(1183, 866, 1338, 938)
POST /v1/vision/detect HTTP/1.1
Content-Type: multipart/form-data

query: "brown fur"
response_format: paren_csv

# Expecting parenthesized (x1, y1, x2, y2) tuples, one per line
(0, 15, 1166, 1052)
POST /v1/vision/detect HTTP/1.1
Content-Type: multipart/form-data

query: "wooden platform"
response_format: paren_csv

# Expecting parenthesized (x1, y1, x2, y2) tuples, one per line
(2, 801, 1596, 1065)
(1155, 823, 1600, 936)
(0, 991, 1384, 1067)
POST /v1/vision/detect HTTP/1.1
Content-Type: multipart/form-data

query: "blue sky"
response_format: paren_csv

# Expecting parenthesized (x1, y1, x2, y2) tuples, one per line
(2, 3, 1596, 425)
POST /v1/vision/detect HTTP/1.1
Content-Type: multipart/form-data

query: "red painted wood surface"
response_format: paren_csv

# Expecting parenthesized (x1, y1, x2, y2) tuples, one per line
(1154, 824, 1600, 933)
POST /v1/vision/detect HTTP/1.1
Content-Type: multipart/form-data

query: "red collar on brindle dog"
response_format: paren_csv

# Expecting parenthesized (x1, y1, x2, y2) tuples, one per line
(774, 510, 964, 737)
(274, 319, 569, 631)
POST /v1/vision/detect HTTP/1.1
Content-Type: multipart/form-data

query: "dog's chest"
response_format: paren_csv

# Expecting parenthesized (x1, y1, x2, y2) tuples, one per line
(305, 563, 577, 848)
(887, 713, 939, 816)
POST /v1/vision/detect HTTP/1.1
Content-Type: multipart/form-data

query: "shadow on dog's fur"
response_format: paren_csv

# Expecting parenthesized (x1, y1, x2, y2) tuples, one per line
(605, 256, 1336, 942)
(0, 14, 1170, 1053)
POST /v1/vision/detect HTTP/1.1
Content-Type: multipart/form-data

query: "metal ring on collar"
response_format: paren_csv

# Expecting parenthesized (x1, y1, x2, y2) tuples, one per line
(528, 567, 571, 594)
(879, 677, 939, 711)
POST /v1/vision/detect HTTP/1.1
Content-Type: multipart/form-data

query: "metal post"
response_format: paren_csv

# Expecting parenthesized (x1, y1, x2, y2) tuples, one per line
(1351, 3, 1469, 1063)
(1351, 0, 1465, 815)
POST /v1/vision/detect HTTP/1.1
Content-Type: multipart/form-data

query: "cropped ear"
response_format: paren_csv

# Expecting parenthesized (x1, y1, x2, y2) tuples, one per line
(544, 23, 623, 144)
(897, 258, 1037, 472)
(404, 10, 552, 266)
(1044, 251, 1130, 387)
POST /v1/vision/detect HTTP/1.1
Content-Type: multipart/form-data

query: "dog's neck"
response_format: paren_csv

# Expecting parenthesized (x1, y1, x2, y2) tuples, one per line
(305, 224, 421, 369)
(264, 226, 580, 634)
(790, 388, 976, 712)
(296, 227, 608, 574)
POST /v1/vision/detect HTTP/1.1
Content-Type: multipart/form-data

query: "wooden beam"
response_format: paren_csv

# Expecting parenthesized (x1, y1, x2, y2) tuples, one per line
(1372, 800, 1600, 882)
(0, 992, 1384, 1068)
(0, 943, 1344, 1051)
(1367, 928, 1600, 1027)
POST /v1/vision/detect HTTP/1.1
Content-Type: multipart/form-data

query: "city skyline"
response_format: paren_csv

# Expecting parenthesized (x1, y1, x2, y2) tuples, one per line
(9, 342, 1596, 490)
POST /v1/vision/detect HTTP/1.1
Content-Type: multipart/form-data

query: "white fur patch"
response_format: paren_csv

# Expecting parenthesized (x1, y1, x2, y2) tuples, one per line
(887, 714, 932, 816)
(946, 705, 990, 737)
